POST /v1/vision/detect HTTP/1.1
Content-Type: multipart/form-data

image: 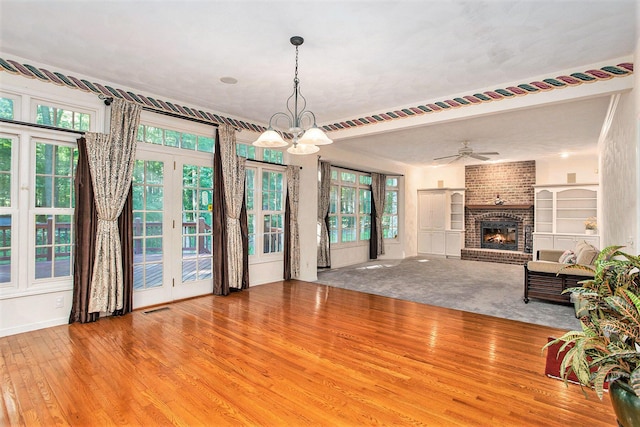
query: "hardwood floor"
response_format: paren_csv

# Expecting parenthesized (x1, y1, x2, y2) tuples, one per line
(1, 280, 616, 426)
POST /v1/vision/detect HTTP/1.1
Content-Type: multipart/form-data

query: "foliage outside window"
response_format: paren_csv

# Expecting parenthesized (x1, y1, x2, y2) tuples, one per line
(0, 137, 13, 284)
(236, 143, 256, 160)
(328, 168, 371, 244)
(0, 97, 14, 120)
(263, 149, 284, 165)
(245, 167, 285, 256)
(137, 124, 214, 153)
(132, 160, 165, 290)
(36, 104, 90, 131)
(262, 170, 284, 254)
(383, 177, 399, 239)
(33, 141, 77, 280)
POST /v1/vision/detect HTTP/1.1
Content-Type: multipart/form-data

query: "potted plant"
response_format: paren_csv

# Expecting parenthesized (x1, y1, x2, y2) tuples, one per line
(544, 245, 640, 426)
(585, 217, 598, 235)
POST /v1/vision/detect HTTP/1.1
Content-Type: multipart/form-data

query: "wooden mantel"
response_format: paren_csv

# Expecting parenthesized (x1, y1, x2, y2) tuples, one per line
(465, 204, 533, 210)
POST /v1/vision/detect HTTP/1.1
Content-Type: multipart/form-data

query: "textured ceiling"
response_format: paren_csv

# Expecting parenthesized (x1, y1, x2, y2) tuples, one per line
(0, 0, 636, 167)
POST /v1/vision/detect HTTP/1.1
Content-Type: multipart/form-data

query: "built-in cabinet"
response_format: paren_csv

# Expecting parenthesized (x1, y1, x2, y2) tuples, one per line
(417, 189, 465, 257)
(532, 184, 600, 258)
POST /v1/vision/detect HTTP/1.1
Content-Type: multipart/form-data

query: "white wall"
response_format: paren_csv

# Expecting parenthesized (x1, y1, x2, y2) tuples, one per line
(536, 155, 599, 185)
(597, 34, 639, 253)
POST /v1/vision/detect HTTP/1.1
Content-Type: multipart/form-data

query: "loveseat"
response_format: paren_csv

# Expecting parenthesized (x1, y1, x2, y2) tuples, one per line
(523, 240, 599, 304)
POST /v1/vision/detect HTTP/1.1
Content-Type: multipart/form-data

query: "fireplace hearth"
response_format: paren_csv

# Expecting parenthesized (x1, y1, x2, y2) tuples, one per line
(481, 221, 518, 251)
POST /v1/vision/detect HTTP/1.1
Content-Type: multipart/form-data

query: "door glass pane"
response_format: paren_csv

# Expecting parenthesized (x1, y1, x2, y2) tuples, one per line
(0, 215, 11, 283)
(182, 164, 213, 281)
(133, 160, 164, 290)
(35, 214, 73, 279)
(0, 138, 11, 207)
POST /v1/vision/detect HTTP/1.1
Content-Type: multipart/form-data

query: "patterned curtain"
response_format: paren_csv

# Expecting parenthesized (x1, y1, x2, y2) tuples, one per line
(370, 173, 387, 258)
(317, 160, 331, 268)
(219, 125, 246, 290)
(85, 99, 141, 313)
(284, 165, 301, 279)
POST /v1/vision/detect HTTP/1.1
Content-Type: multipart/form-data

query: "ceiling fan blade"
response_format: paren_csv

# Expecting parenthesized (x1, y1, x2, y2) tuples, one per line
(447, 156, 462, 164)
(474, 152, 500, 156)
(469, 154, 489, 161)
(433, 154, 460, 161)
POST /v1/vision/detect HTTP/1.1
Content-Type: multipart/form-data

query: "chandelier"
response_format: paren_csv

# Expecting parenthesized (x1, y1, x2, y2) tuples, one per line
(252, 36, 333, 155)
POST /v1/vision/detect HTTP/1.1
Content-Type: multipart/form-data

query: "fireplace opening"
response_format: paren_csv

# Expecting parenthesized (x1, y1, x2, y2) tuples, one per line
(481, 221, 518, 251)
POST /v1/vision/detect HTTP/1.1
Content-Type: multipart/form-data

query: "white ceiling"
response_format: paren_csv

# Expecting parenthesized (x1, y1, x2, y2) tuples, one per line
(0, 0, 636, 167)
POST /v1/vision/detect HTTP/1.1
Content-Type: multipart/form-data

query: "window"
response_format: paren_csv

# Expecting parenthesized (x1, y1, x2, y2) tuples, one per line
(132, 160, 164, 290)
(383, 177, 399, 239)
(236, 143, 256, 159)
(137, 124, 214, 153)
(0, 97, 14, 120)
(245, 166, 285, 257)
(0, 136, 14, 285)
(263, 149, 284, 165)
(328, 168, 371, 244)
(33, 140, 78, 280)
(36, 104, 90, 131)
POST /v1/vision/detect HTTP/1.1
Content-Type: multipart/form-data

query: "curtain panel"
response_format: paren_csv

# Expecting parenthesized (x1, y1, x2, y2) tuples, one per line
(84, 99, 140, 314)
(213, 128, 228, 295)
(219, 125, 246, 290)
(370, 172, 387, 258)
(317, 160, 331, 268)
(284, 165, 301, 279)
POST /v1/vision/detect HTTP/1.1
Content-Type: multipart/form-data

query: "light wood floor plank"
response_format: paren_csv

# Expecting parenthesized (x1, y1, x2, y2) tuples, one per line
(1, 280, 617, 426)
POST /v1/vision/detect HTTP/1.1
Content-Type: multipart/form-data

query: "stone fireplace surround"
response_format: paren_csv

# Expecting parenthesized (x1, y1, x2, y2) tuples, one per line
(461, 161, 535, 265)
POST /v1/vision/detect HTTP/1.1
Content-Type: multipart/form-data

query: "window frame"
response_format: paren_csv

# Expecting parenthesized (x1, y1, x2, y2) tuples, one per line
(29, 135, 78, 288)
(30, 98, 95, 132)
(383, 177, 400, 241)
(245, 163, 286, 263)
(328, 167, 372, 247)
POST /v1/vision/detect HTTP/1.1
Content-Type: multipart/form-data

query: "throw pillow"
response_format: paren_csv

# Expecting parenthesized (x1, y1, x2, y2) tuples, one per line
(576, 244, 599, 266)
(559, 249, 576, 264)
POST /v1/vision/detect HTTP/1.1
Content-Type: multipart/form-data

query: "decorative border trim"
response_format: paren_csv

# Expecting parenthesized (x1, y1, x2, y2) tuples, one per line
(0, 57, 632, 134)
(320, 63, 633, 132)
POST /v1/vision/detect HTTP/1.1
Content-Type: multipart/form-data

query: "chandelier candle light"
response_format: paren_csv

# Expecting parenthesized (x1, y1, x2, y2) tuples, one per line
(253, 36, 333, 155)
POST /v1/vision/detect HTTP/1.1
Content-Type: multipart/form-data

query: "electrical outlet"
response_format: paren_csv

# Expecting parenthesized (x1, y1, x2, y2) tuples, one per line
(55, 296, 64, 308)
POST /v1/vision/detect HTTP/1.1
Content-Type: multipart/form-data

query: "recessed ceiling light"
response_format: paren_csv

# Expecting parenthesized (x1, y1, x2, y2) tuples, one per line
(560, 152, 570, 158)
(220, 76, 238, 84)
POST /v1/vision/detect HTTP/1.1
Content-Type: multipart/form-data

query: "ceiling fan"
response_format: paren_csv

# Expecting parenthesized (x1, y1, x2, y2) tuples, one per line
(433, 141, 499, 163)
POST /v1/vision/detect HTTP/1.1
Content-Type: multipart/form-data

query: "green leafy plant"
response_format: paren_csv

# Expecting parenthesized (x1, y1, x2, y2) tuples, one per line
(544, 245, 640, 399)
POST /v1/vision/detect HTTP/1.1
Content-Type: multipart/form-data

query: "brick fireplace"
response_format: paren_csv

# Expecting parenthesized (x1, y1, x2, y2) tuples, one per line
(461, 161, 535, 265)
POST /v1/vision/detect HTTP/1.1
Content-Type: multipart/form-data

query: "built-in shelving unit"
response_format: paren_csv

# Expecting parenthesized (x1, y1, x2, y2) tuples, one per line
(417, 188, 465, 257)
(532, 184, 599, 258)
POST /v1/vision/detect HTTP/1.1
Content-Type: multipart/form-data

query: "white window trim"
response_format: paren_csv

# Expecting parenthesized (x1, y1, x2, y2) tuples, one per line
(246, 163, 286, 264)
(329, 167, 372, 248)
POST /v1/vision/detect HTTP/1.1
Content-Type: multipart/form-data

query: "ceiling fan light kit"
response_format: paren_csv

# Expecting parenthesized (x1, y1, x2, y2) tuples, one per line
(253, 36, 333, 155)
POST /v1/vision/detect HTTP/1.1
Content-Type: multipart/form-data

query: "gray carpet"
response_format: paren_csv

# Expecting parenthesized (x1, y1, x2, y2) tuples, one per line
(315, 256, 580, 331)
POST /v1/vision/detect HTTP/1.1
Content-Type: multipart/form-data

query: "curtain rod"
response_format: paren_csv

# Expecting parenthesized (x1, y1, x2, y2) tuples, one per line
(331, 163, 404, 177)
(0, 118, 301, 170)
(246, 158, 302, 170)
(0, 118, 85, 135)
(101, 96, 224, 130)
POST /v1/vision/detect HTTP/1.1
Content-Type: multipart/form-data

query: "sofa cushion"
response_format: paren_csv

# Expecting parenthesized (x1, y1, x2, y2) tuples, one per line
(573, 240, 591, 259)
(576, 245, 599, 265)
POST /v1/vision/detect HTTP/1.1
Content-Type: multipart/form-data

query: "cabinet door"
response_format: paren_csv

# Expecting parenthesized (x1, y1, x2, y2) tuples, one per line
(533, 234, 554, 260)
(431, 231, 446, 255)
(445, 231, 462, 257)
(417, 231, 431, 253)
(554, 235, 578, 251)
(430, 193, 446, 230)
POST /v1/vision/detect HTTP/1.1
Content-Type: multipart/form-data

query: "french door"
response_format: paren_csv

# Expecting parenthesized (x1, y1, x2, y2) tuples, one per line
(132, 148, 214, 308)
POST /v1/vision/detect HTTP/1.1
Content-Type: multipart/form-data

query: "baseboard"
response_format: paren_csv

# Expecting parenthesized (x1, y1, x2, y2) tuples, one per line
(0, 316, 68, 337)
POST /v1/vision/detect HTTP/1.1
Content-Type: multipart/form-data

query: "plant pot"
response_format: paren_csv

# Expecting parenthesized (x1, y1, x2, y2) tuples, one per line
(585, 229, 596, 235)
(610, 381, 640, 427)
